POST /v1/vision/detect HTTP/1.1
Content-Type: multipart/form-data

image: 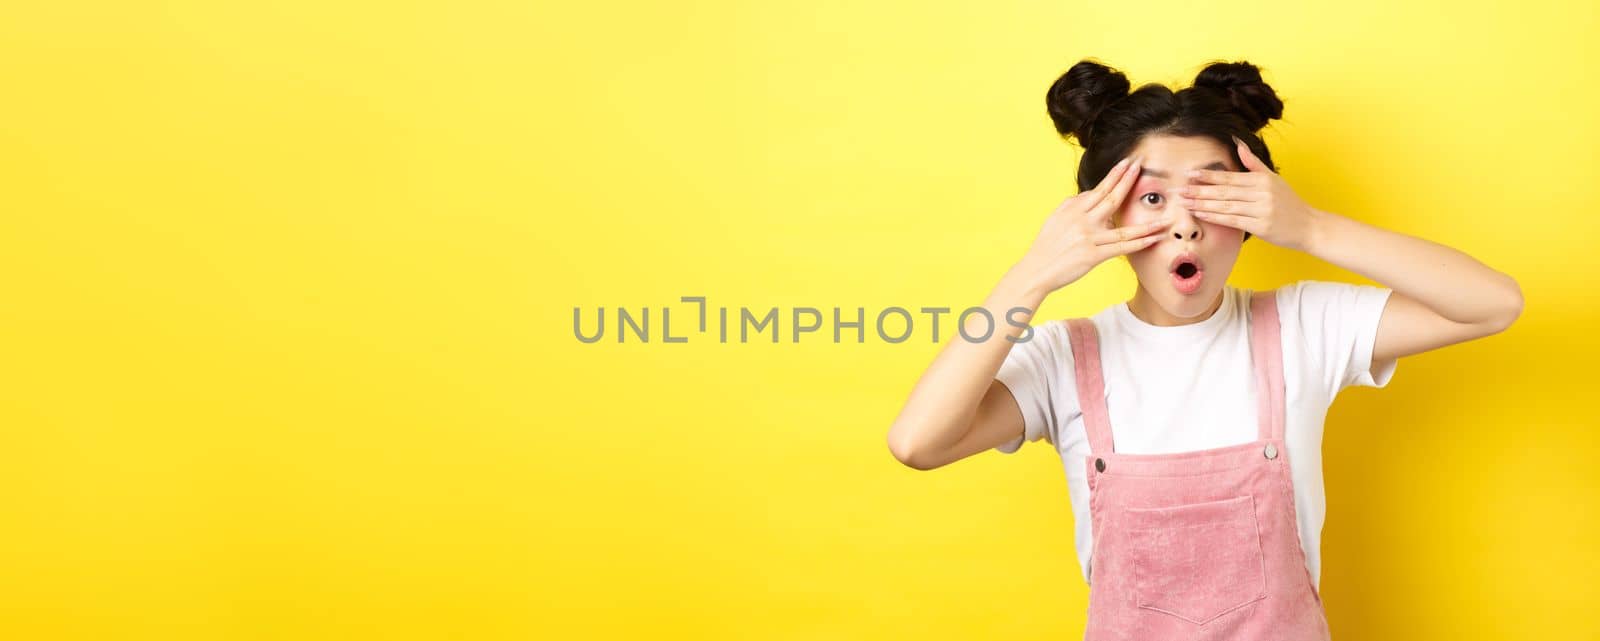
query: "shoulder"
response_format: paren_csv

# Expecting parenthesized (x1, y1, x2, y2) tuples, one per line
(1273, 278, 1388, 299)
(998, 318, 1074, 374)
(1086, 302, 1123, 338)
(1023, 306, 1115, 347)
(1272, 279, 1393, 320)
(1018, 317, 1072, 348)
(1268, 280, 1397, 393)
(1000, 310, 1109, 374)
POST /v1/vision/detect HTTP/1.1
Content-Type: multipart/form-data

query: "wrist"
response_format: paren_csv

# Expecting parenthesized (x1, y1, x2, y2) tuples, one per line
(1304, 207, 1341, 255)
(996, 262, 1050, 311)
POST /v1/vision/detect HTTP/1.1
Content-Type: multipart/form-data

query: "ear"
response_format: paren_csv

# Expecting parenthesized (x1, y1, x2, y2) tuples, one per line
(1231, 135, 1275, 174)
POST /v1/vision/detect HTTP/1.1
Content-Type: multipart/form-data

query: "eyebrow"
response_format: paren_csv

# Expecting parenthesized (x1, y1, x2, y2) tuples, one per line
(1140, 161, 1228, 179)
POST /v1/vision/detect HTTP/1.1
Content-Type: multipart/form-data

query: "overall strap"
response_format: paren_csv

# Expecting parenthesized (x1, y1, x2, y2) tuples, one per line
(1249, 289, 1287, 442)
(1064, 318, 1115, 455)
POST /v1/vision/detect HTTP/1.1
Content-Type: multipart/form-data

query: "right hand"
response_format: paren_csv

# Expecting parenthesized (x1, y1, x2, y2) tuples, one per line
(1011, 155, 1171, 296)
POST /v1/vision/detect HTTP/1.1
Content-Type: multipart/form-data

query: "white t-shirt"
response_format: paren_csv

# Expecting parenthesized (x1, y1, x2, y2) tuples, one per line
(994, 280, 1397, 588)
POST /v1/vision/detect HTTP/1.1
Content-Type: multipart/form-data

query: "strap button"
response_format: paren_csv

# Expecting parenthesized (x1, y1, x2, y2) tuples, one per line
(1264, 443, 1278, 460)
(1094, 458, 1106, 472)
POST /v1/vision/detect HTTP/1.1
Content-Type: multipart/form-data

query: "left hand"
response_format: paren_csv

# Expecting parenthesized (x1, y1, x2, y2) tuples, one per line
(1178, 136, 1322, 253)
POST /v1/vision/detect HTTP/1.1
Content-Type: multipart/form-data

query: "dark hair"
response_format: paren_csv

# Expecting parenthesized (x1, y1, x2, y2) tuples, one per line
(1045, 58, 1285, 242)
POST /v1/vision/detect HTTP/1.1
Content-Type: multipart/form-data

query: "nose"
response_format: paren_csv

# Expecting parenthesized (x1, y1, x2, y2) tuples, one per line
(1168, 198, 1203, 241)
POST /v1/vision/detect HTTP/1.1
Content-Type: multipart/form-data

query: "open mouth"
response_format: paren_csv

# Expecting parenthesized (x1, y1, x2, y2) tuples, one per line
(1169, 252, 1205, 294)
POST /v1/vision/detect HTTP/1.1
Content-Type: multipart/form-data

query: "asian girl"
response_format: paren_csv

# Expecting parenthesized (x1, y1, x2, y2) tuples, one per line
(885, 59, 1522, 639)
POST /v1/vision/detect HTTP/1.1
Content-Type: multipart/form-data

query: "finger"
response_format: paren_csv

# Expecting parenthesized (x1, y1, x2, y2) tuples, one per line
(1231, 136, 1276, 174)
(1075, 158, 1139, 214)
(1192, 210, 1259, 233)
(1090, 218, 1172, 246)
(1077, 157, 1130, 205)
(1185, 169, 1262, 187)
(1088, 156, 1143, 223)
(1180, 184, 1258, 201)
(1096, 233, 1164, 260)
(1082, 156, 1137, 207)
(1180, 198, 1259, 216)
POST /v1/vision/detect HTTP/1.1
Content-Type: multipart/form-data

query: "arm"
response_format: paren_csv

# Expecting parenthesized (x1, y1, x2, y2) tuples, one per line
(1304, 210, 1524, 363)
(884, 271, 1045, 471)
(888, 154, 1168, 470)
(1181, 136, 1524, 365)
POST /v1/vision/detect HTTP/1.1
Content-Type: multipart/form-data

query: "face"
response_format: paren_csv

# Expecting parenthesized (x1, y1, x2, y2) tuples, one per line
(1112, 134, 1245, 324)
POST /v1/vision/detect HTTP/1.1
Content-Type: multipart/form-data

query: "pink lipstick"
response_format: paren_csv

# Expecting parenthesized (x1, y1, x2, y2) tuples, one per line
(1169, 251, 1205, 295)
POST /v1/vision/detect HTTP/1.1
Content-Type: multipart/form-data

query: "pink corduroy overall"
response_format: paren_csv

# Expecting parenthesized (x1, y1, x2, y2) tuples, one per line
(1065, 290, 1331, 641)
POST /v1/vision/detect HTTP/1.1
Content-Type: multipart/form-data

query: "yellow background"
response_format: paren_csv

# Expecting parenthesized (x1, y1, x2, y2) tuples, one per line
(2, 1, 1595, 639)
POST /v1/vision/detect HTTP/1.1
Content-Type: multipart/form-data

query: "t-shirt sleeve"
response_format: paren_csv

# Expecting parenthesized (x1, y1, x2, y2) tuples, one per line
(1280, 279, 1398, 396)
(992, 320, 1071, 453)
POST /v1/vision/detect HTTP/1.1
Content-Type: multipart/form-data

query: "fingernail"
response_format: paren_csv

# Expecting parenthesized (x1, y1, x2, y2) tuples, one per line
(1232, 135, 1245, 147)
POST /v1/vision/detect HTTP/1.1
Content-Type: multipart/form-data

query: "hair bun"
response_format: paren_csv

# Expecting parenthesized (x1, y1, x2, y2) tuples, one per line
(1045, 59, 1131, 144)
(1193, 60, 1283, 131)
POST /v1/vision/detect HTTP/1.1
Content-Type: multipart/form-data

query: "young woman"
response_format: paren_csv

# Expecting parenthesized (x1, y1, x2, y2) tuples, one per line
(885, 59, 1522, 639)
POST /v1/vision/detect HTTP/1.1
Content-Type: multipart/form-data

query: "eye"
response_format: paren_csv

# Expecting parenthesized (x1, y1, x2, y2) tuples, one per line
(1140, 192, 1164, 207)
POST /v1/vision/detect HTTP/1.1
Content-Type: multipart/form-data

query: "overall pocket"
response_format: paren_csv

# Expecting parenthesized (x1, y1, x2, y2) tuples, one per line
(1125, 494, 1267, 625)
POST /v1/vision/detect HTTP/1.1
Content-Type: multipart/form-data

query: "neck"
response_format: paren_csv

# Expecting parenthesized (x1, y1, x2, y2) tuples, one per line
(1126, 283, 1226, 327)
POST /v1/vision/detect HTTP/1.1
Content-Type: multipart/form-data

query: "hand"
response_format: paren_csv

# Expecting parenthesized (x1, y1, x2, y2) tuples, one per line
(1177, 136, 1322, 253)
(1010, 155, 1174, 297)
